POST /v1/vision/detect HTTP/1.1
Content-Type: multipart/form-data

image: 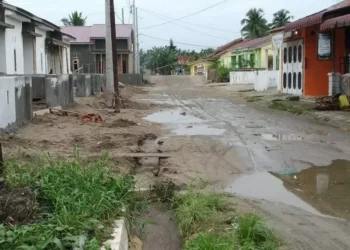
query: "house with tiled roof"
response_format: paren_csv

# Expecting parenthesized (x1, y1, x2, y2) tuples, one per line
(61, 24, 134, 74)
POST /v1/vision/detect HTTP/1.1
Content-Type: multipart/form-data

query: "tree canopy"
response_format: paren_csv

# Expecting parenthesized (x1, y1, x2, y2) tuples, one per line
(271, 9, 294, 28)
(241, 8, 269, 39)
(61, 11, 87, 26)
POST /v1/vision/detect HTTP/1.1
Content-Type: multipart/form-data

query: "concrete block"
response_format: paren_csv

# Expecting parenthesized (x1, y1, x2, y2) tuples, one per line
(32, 75, 46, 100)
(92, 74, 105, 92)
(85, 74, 93, 96)
(74, 74, 87, 97)
(101, 220, 128, 250)
(118, 73, 143, 86)
(15, 76, 32, 126)
(45, 75, 59, 107)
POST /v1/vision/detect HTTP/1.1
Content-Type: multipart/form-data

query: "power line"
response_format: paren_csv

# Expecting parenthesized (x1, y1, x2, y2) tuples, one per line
(138, 7, 240, 34)
(139, 34, 215, 48)
(139, 8, 230, 41)
(140, 0, 229, 29)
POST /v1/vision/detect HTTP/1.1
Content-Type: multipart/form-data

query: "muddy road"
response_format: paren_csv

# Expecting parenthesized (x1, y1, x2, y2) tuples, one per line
(140, 76, 350, 250)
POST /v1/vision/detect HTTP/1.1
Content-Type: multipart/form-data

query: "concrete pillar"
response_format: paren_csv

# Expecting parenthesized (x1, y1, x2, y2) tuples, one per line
(328, 72, 341, 96)
(273, 50, 277, 71)
(265, 49, 269, 70)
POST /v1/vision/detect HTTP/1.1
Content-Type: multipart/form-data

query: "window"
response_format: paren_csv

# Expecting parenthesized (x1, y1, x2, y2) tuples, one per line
(249, 54, 255, 68)
(293, 72, 296, 89)
(293, 46, 297, 63)
(298, 72, 302, 90)
(41, 53, 43, 72)
(288, 47, 292, 63)
(283, 73, 287, 88)
(298, 45, 302, 62)
(14, 49, 17, 72)
(122, 60, 127, 74)
(73, 58, 79, 71)
(283, 48, 287, 63)
(288, 73, 292, 88)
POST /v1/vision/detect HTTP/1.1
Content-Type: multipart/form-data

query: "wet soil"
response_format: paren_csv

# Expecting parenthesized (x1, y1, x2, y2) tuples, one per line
(138, 202, 182, 250)
(0, 183, 37, 225)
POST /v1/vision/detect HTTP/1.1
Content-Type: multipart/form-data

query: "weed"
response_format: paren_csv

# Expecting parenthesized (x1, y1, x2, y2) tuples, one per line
(153, 180, 177, 202)
(268, 101, 304, 115)
(1, 154, 145, 249)
(245, 96, 262, 102)
(184, 232, 235, 250)
(233, 213, 280, 250)
(173, 192, 229, 237)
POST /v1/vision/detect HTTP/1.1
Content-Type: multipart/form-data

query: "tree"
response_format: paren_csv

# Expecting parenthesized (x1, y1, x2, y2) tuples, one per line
(145, 46, 177, 75)
(241, 8, 269, 39)
(61, 11, 87, 26)
(271, 9, 293, 28)
(169, 39, 177, 52)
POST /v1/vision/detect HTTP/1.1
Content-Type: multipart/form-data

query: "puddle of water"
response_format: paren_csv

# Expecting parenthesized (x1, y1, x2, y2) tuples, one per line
(228, 160, 350, 220)
(173, 124, 226, 136)
(254, 134, 304, 141)
(227, 172, 322, 216)
(139, 99, 178, 105)
(144, 109, 203, 124)
(276, 160, 350, 220)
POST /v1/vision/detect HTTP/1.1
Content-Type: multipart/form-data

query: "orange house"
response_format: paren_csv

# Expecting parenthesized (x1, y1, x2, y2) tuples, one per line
(282, 0, 350, 96)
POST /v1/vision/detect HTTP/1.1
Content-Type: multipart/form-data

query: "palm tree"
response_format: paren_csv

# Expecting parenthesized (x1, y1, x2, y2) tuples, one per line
(61, 11, 87, 26)
(271, 9, 293, 28)
(241, 8, 269, 39)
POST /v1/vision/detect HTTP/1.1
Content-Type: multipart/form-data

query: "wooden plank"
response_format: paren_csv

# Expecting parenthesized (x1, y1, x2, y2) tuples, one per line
(114, 153, 172, 158)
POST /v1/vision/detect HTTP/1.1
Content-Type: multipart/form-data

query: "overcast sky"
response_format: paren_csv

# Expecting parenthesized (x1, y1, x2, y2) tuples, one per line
(8, 0, 338, 51)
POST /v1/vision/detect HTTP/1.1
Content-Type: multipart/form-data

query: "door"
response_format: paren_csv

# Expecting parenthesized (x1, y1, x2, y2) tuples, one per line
(282, 40, 303, 95)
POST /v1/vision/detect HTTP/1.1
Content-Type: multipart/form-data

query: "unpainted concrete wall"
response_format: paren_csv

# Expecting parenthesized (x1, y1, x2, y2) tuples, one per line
(119, 74, 142, 86)
(0, 76, 32, 131)
(45, 75, 73, 107)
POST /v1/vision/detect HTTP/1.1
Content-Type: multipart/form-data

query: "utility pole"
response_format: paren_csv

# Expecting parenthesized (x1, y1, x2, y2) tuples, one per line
(136, 7, 140, 73)
(122, 8, 125, 24)
(132, 0, 137, 73)
(105, 0, 114, 95)
(109, 0, 121, 112)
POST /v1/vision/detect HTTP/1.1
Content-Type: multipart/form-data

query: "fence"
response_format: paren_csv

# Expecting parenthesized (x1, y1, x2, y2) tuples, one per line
(230, 70, 279, 91)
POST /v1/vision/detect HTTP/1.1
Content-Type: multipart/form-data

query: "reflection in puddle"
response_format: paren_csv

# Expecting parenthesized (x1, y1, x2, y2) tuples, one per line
(229, 160, 350, 220)
(144, 109, 226, 136)
(254, 134, 303, 141)
(173, 124, 225, 136)
(227, 172, 322, 216)
(275, 160, 350, 220)
(144, 109, 203, 124)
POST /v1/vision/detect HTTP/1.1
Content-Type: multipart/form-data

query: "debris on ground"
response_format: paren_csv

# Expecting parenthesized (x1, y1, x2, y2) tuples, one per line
(78, 113, 103, 122)
(316, 96, 340, 111)
(119, 82, 125, 88)
(180, 112, 187, 116)
(287, 96, 301, 101)
(104, 119, 137, 128)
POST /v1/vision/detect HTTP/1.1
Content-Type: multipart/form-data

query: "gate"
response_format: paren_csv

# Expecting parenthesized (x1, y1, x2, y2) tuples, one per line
(282, 40, 303, 95)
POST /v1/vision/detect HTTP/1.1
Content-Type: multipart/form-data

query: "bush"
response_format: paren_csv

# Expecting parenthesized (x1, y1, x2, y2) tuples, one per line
(217, 65, 230, 82)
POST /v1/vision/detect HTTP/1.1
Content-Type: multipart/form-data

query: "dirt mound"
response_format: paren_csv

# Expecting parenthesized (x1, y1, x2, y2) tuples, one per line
(95, 141, 116, 151)
(105, 119, 137, 128)
(138, 133, 158, 146)
(0, 183, 37, 224)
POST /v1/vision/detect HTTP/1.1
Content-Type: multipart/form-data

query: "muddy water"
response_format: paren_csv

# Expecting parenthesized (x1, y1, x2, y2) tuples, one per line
(254, 134, 304, 141)
(228, 160, 350, 220)
(144, 109, 226, 136)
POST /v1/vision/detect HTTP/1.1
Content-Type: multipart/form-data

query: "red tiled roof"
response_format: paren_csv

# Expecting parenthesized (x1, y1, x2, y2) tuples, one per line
(232, 35, 272, 51)
(60, 24, 133, 43)
(321, 13, 350, 30)
(269, 26, 285, 33)
(285, 0, 350, 31)
(211, 38, 243, 56)
(177, 55, 190, 62)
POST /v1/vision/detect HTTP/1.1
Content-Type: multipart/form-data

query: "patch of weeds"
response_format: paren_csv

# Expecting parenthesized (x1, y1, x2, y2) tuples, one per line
(245, 96, 262, 102)
(153, 180, 177, 202)
(173, 191, 230, 237)
(268, 101, 304, 115)
(1, 153, 146, 249)
(184, 232, 235, 250)
(233, 213, 281, 250)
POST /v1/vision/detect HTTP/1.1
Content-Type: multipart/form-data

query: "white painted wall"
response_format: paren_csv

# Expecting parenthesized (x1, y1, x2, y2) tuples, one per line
(23, 36, 34, 74)
(35, 27, 47, 74)
(4, 16, 24, 74)
(0, 30, 6, 74)
(230, 71, 256, 85)
(255, 70, 279, 91)
(0, 77, 17, 129)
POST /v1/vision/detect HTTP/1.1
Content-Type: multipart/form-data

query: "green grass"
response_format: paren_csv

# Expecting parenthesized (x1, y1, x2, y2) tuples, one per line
(245, 96, 262, 102)
(268, 101, 305, 115)
(174, 192, 281, 250)
(173, 191, 230, 237)
(1, 153, 145, 249)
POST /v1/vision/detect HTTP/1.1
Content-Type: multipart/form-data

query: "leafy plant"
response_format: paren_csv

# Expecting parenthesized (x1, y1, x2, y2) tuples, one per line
(184, 232, 235, 250)
(1, 154, 144, 249)
(271, 9, 293, 29)
(241, 8, 269, 39)
(61, 11, 87, 26)
(217, 65, 230, 82)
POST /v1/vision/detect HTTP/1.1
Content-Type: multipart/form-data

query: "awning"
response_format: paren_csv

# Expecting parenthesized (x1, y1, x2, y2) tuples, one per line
(285, 11, 325, 31)
(320, 13, 350, 30)
(22, 31, 43, 37)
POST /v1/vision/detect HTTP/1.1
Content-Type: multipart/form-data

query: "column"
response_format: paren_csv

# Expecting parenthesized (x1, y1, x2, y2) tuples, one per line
(265, 49, 269, 70)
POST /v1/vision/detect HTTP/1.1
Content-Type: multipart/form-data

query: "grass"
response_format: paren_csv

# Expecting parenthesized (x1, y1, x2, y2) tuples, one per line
(245, 96, 262, 102)
(174, 192, 281, 250)
(268, 101, 305, 115)
(1, 153, 145, 249)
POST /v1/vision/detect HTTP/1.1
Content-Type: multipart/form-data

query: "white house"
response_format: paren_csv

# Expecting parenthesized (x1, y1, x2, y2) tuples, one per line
(0, 1, 74, 75)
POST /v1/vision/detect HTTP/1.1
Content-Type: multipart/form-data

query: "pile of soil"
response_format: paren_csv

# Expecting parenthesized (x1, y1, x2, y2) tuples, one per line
(138, 133, 158, 146)
(0, 183, 37, 224)
(104, 119, 138, 128)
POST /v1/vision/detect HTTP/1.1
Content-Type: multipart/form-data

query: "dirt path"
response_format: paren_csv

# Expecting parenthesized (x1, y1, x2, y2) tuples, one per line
(139, 76, 350, 250)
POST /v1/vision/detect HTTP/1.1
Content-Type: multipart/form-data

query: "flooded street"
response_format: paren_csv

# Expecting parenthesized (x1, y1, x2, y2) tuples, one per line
(139, 76, 350, 249)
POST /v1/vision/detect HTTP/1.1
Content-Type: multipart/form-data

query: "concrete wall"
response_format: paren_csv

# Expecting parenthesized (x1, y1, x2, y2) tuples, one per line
(119, 73, 142, 86)
(0, 76, 32, 130)
(23, 36, 34, 74)
(0, 29, 6, 74)
(35, 27, 47, 74)
(45, 74, 73, 107)
(32, 75, 46, 99)
(5, 16, 24, 74)
(230, 71, 256, 85)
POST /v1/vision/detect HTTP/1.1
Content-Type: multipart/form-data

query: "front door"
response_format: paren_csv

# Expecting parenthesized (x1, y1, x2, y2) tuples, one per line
(282, 40, 303, 95)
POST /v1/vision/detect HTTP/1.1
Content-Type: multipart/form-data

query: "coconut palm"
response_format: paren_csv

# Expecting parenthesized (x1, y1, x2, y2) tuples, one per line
(241, 8, 269, 39)
(61, 11, 87, 26)
(271, 9, 293, 28)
